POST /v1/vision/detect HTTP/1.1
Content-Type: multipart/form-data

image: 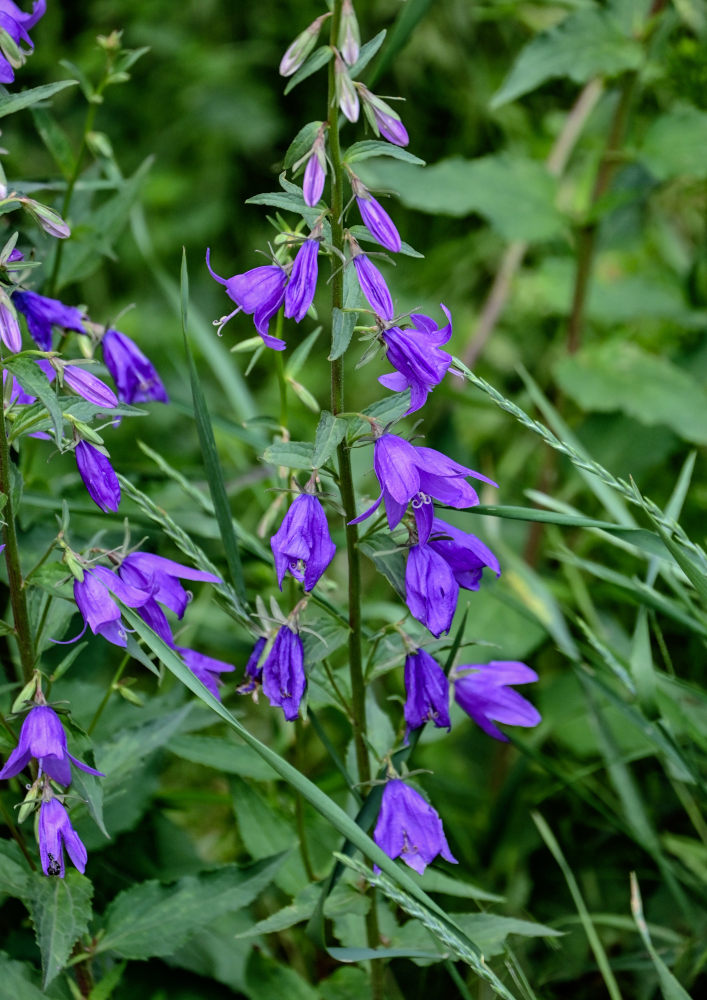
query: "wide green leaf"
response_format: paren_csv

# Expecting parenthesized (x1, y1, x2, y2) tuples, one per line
(0, 79, 78, 118)
(639, 104, 707, 181)
(28, 870, 93, 988)
(313, 410, 348, 467)
(167, 733, 277, 781)
(262, 440, 315, 469)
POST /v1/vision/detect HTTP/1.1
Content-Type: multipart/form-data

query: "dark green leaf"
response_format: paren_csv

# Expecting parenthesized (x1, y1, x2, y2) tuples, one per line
(167, 733, 277, 781)
(0, 79, 78, 118)
(284, 46, 333, 96)
(328, 307, 358, 361)
(284, 120, 323, 170)
(313, 410, 347, 467)
(28, 870, 93, 988)
(0, 841, 31, 899)
(345, 140, 425, 166)
(262, 440, 315, 469)
(245, 950, 320, 1000)
(30, 107, 76, 179)
(4, 357, 63, 445)
(348, 29, 386, 77)
(639, 104, 707, 180)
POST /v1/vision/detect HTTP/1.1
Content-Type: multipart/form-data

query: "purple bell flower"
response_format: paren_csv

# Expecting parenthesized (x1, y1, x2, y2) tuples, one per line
(349, 173, 401, 254)
(284, 239, 319, 323)
(75, 441, 121, 513)
(359, 85, 409, 147)
(405, 544, 459, 638)
(0, 704, 104, 786)
(177, 647, 235, 701)
(261, 625, 306, 721)
(351, 433, 497, 532)
(303, 129, 327, 207)
(238, 635, 266, 693)
(454, 661, 541, 742)
(60, 364, 118, 409)
(101, 328, 168, 404)
(404, 649, 450, 733)
(428, 517, 500, 589)
(0, 0, 45, 84)
(38, 797, 87, 878)
(206, 249, 288, 350)
(374, 779, 457, 875)
(13, 289, 85, 351)
(73, 566, 151, 647)
(352, 252, 394, 321)
(271, 494, 335, 592)
(380, 306, 453, 415)
(0, 291, 21, 351)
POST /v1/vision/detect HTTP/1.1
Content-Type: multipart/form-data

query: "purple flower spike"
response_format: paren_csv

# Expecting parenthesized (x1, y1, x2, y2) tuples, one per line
(405, 544, 459, 637)
(284, 239, 319, 322)
(38, 797, 87, 878)
(13, 289, 85, 351)
(261, 625, 306, 721)
(404, 649, 450, 733)
(178, 647, 235, 702)
(0, 704, 104, 786)
(75, 441, 121, 513)
(380, 305, 453, 414)
(271, 494, 335, 592)
(357, 194, 401, 253)
(206, 249, 287, 350)
(73, 566, 151, 647)
(101, 329, 168, 404)
(62, 365, 118, 409)
(374, 780, 457, 875)
(428, 517, 500, 591)
(454, 661, 541, 741)
(352, 253, 394, 320)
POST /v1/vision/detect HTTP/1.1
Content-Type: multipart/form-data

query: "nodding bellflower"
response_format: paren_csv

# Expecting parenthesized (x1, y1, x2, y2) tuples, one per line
(405, 544, 459, 638)
(101, 328, 169, 404)
(206, 249, 288, 350)
(374, 780, 457, 875)
(404, 649, 451, 733)
(73, 566, 151, 647)
(350, 173, 401, 253)
(303, 129, 327, 207)
(13, 289, 85, 351)
(428, 517, 500, 590)
(238, 635, 266, 693)
(454, 661, 541, 741)
(60, 364, 119, 409)
(0, 704, 104, 786)
(359, 84, 409, 147)
(261, 625, 306, 721)
(351, 250, 394, 321)
(338, 0, 360, 65)
(380, 306, 453, 415)
(75, 441, 121, 513)
(271, 493, 335, 592)
(0, 0, 46, 84)
(38, 797, 87, 878)
(284, 239, 319, 322)
(177, 647, 235, 702)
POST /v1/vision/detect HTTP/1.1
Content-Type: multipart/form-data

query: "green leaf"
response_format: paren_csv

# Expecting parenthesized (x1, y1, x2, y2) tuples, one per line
(247, 189, 323, 229)
(284, 45, 333, 96)
(329, 306, 358, 361)
(0, 79, 79, 118)
(286, 325, 322, 378)
(97, 854, 285, 959)
(345, 139, 425, 166)
(554, 341, 707, 446)
(0, 955, 47, 999)
(639, 104, 707, 181)
(167, 733, 277, 781)
(31, 107, 76, 179)
(28, 870, 93, 988)
(262, 440, 315, 469)
(313, 410, 347, 468)
(630, 873, 693, 1000)
(245, 950, 320, 1000)
(95, 704, 193, 780)
(348, 29, 386, 77)
(283, 121, 323, 170)
(395, 912, 562, 962)
(0, 840, 31, 899)
(88, 961, 126, 1000)
(356, 155, 564, 241)
(359, 534, 406, 601)
(4, 356, 63, 445)
(182, 250, 247, 610)
(491, 9, 642, 107)
(417, 868, 504, 903)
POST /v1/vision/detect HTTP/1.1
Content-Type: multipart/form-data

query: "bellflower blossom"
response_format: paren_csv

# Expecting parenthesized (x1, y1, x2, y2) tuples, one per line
(206, 249, 288, 350)
(350, 173, 400, 253)
(101, 328, 168, 404)
(405, 544, 459, 637)
(374, 779, 457, 875)
(72, 566, 151, 647)
(359, 85, 409, 147)
(75, 441, 121, 513)
(177, 647, 235, 701)
(271, 493, 335, 592)
(404, 649, 450, 733)
(261, 624, 306, 721)
(351, 433, 497, 534)
(0, 288, 21, 351)
(238, 635, 266, 693)
(454, 661, 541, 741)
(13, 289, 85, 351)
(335, 53, 359, 123)
(380, 306, 453, 415)
(351, 249, 394, 321)
(284, 239, 319, 322)
(303, 143, 326, 207)
(0, 704, 104, 786)
(0, 0, 46, 84)
(428, 517, 500, 590)
(38, 797, 87, 878)
(59, 364, 119, 409)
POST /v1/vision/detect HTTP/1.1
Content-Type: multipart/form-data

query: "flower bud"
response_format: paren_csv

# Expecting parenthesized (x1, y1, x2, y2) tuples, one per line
(335, 54, 359, 123)
(0, 287, 21, 352)
(338, 0, 360, 65)
(279, 13, 330, 77)
(19, 198, 71, 239)
(359, 85, 409, 147)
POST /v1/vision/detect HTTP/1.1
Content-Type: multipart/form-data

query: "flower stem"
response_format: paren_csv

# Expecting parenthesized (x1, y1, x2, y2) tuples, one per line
(0, 399, 35, 683)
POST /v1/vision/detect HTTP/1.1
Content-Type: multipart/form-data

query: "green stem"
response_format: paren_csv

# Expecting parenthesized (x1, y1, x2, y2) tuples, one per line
(0, 399, 35, 683)
(275, 329, 288, 428)
(0, 794, 36, 870)
(87, 652, 130, 735)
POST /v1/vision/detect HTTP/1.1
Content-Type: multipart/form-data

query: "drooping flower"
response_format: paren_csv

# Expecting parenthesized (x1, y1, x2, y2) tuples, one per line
(404, 649, 450, 733)
(303, 147, 326, 207)
(352, 251, 394, 321)
(13, 289, 85, 351)
(75, 441, 121, 513)
(279, 12, 329, 77)
(374, 779, 457, 875)
(0, 0, 46, 85)
(72, 566, 151, 647)
(101, 328, 169, 404)
(238, 635, 266, 693)
(380, 306, 453, 415)
(261, 625, 306, 721)
(350, 173, 401, 253)
(271, 494, 335, 592)
(284, 239, 319, 322)
(351, 433, 497, 532)
(428, 517, 500, 590)
(405, 544, 459, 637)
(0, 704, 104, 786)
(177, 647, 236, 701)
(359, 84, 409, 147)
(453, 661, 541, 742)
(206, 249, 287, 350)
(38, 796, 87, 878)
(59, 364, 119, 409)
(0, 287, 21, 351)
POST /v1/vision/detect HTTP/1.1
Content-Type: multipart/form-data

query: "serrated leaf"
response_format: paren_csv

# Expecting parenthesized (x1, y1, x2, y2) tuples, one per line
(328, 307, 358, 361)
(313, 410, 347, 467)
(345, 139, 425, 166)
(28, 870, 93, 987)
(639, 104, 707, 181)
(262, 440, 315, 470)
(0, 79, 78, 118)
(4, 357, 63, 444)
(245, 949, 320, 1000)
(0, 955, 47, 999)
(0, 840, 31, 898)
(167, 733, 277, 781)
(284, 45, 333, 95)
(97, 854, 285, 959)
(491, 9, 642, 107)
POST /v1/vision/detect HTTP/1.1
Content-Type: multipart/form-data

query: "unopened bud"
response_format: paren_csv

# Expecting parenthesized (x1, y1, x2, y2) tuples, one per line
(279, 13, 330, 77)
(335, 54, 359, 123)
(338, 0, 360, 66)
(19, 198, 71, 240)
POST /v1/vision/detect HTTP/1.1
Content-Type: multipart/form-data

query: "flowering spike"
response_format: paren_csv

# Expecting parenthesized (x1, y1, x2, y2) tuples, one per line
(454, 661, 541, 741)
(73, 566, 150, 647)
(359, 84, 409, 147)
(261, 625, 306, 721)
(303, 129, 327, 207)
(61, 364, 119, 409)
(380, 305, 453, 414)
(206, 249, 287, 349)
(75, 441, 121, 513)
(0, 704, 104, 786)
(0, 287, 21, 351)
(338, 0, 360, 65)
(374, 780, 457, 875)
(177, 647, 235, 701)
(428, 517, 500, 591)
